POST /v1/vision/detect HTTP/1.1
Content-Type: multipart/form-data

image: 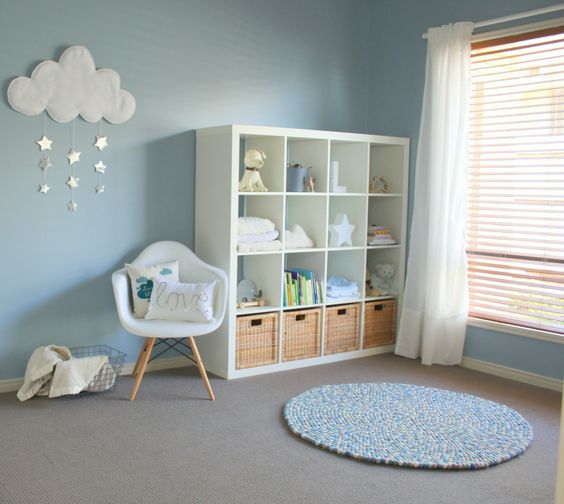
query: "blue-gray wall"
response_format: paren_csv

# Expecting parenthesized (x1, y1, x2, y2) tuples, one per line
(1, 0, 562, 381)
(366, 0, 564, 380)
(0, 0, 369, 380)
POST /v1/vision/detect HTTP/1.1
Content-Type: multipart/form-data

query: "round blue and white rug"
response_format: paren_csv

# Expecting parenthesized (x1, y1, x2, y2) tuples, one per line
(284, 383, 533, 469)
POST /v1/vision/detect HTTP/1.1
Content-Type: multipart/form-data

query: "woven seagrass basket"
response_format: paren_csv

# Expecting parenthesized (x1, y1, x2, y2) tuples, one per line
(325, 303, 360, 354)
(283, 308, 321, 362)
(236, 312, 279, 369)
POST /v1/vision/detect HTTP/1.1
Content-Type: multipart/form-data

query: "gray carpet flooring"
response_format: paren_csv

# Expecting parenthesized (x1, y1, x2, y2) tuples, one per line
(0, 354, 560, 504)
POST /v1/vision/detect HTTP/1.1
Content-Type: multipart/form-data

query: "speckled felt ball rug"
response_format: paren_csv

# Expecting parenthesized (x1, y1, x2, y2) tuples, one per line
(284, 383, 533, 469)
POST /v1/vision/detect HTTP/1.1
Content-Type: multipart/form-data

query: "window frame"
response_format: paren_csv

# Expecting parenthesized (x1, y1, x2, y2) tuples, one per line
(466, 17, 564, 344)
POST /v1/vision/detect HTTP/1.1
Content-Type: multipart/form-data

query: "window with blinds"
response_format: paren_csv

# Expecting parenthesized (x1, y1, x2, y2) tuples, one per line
(468, 26, 564, 335)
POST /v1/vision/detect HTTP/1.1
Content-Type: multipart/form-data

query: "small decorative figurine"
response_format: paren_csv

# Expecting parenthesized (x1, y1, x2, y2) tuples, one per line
(236, 279, 268, 308)
(306, 175, 316, 192)
(239, 149, 268, 192)
(369, 176, 389, 193)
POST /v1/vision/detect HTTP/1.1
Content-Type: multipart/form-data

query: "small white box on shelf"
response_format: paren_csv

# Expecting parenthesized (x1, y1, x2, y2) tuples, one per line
(330, 161, 347, 193)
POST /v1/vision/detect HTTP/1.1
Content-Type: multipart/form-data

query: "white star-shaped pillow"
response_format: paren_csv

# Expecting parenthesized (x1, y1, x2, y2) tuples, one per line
(328, 213, 356, 247)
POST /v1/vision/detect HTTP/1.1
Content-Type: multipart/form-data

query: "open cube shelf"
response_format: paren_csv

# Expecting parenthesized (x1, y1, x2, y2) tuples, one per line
(196, 125, 408, 378)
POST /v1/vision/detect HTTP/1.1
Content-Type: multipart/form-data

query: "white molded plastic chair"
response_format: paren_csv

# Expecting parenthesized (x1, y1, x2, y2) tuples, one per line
(112, 241, 227, 401)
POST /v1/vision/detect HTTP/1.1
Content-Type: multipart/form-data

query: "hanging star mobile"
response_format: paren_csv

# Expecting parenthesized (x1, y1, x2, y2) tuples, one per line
(36, 135, 53, 151)
(94, 135, 108, 150)
(7, 46, 136, 210)
(66, 149, 81, 164)
(93, 128, 108, 194)
(36, 130, 53, 196)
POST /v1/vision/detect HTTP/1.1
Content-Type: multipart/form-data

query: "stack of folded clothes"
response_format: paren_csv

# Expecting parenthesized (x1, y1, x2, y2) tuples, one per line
(326, 276, 359, 300)
(367, 225, 397, 246)
(238, 216, 282, 252)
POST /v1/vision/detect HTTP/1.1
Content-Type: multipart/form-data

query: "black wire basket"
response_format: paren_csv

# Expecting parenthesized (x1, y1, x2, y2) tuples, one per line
(68, 345, 126, 396)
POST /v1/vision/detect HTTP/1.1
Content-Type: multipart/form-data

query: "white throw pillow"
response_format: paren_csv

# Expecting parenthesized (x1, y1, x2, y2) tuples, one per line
(125, 261, 179, 318)
(145, 279, 216, 323)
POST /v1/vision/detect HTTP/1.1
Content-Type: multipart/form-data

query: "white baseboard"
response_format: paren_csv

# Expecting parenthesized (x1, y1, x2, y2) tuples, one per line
(460, 357, 563, 392)
(2, 354, 560, 394)
(0, 378, 26, 395)
(0, 356, 193, 395)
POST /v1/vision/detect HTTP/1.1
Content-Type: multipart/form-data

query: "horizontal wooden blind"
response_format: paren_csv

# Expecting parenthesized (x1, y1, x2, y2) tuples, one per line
(468, 27, 564, 334)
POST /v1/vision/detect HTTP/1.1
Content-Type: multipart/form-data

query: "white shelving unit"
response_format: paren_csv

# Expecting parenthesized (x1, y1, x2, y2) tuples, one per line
(195, 125, 409, 379)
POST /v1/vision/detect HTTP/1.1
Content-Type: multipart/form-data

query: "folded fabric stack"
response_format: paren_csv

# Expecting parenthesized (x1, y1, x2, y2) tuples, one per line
(326, 276, 359, 300)
(238, 216, 282, 252)
(367, 225, 397, 246)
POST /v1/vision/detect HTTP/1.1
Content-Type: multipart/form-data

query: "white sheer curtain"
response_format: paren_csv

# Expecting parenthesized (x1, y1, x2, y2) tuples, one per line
(395, 22, 474, 365)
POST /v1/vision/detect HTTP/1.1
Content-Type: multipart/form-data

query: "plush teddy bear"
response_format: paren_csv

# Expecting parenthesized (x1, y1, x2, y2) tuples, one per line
(369, 263, 397, 296)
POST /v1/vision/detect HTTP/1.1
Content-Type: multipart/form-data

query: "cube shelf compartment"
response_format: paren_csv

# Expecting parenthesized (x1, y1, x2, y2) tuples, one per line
(196, 125, 408, 379)
(363, 299, 397, 349)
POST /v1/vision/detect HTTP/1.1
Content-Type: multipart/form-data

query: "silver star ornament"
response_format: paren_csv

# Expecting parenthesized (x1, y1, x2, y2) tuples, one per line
(66, 176, 80, 189)
(36, 135, 53, 151)
(94, 135, 108, 151)
(67, 200, 78, 212)
(38, 157, 52, 170)
(94, 161, 107, 174)
(95, 184, 105, 194)
(66, 149, 81, 165)
(38, 184, 50, 194)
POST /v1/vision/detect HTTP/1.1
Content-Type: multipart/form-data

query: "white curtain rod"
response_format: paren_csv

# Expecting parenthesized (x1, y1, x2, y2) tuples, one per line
(421, 3, 564, 39)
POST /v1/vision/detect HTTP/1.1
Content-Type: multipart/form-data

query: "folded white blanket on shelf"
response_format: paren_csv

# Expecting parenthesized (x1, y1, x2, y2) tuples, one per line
(238, 230, 279, 243)
(238, 216, 275, 235)
(237, 240, 282, 253)
(326, 276, 360, 299)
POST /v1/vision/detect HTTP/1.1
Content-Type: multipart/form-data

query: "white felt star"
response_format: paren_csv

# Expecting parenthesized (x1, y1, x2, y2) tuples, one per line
(95, 184, 105, 194)
(66, 149, 81, 165)
(94, 161, 107, 173)
(36, 135, 53, 151)
(94, 135, 108, 151)
(67, 200, 78, 212)
(66, 176, 80, 189)
(38, 184, 50, 194)
(328, 213, 356, 247)
(38, 157, 51, 170)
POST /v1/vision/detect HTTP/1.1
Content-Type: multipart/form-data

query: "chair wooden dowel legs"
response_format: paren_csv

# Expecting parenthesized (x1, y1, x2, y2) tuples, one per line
(187, 336, 215, 401)
(130, 337, 155, 401)
(132, 340, 150, 378)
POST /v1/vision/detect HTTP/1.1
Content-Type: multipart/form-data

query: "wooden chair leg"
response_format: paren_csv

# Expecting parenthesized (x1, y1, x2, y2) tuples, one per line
(130, 337, 156, 401)
(132, 340, 150, 378)
(187, 336, 215, 401)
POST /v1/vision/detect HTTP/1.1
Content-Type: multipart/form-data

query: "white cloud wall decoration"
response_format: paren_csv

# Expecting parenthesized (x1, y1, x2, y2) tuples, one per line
(7, 46, 135, 123)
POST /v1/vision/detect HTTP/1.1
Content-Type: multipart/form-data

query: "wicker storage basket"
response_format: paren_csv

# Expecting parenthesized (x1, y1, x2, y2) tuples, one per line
(363, 299, 397, 349)
(236, 312, 279, 369)
(283, 308, 321, 362)
(325, 303, 360, 354)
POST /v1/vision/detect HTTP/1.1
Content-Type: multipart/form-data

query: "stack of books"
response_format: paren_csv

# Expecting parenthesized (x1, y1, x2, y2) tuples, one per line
(284, 268, 323, 306)
(367, 225, 397, 246)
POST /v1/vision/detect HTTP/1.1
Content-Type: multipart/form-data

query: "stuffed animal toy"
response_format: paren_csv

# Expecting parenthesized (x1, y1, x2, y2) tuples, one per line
(369, 263, 397, 296)
(239, 149, 268, 192)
